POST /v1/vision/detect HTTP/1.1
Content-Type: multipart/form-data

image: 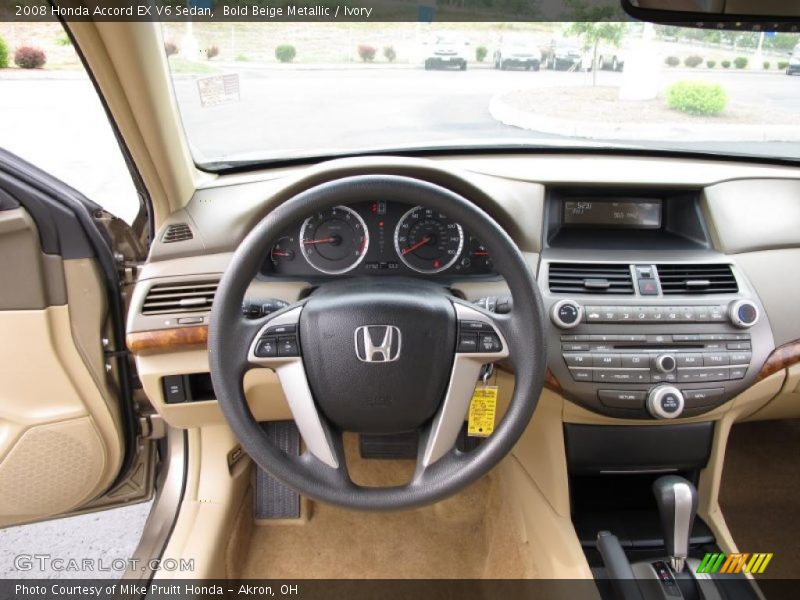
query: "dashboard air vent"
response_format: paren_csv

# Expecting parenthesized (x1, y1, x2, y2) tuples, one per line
(161, 223, 193, 243)
(656, 264, 738, 295)
(142, 281, 218, 315)
(548, 263, 634, 295)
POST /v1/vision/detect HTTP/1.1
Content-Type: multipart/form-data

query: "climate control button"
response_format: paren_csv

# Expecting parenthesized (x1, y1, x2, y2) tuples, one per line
(729, 300, 759, 329)
(551, 299, 583, 329)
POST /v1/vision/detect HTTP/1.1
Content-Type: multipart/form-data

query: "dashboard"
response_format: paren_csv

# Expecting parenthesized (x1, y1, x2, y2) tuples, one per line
(260, 201, 495, 279)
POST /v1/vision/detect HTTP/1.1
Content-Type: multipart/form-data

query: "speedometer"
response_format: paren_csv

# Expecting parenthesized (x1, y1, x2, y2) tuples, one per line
(394, 206, 464, 274)
(299, 206, 369, 275)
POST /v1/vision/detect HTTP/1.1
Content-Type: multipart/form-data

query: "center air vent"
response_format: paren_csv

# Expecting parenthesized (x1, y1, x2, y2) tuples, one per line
(548, 263, 634, 295)
(142, 281, 218, 315)
(656, 264, 738, 295)
(161, 223, 193, 243)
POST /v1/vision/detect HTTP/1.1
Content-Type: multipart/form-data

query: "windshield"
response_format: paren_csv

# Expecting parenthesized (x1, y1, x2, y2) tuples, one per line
(163, 23, 800, 169)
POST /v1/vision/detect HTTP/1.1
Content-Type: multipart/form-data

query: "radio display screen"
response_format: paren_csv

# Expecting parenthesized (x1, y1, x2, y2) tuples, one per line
(563, 199, 662, 229)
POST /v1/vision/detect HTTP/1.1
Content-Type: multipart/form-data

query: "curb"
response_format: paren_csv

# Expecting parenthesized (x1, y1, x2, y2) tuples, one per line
(488, 91, 800, 143)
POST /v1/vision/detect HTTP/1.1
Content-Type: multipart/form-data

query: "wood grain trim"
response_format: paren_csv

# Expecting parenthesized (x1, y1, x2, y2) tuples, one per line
(757, 340, 800, 381)
(127, 326, 208, 354)
(544, 369, 563, 394)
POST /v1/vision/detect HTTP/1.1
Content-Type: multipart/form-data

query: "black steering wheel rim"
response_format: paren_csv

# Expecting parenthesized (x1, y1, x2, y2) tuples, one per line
(208, 174, 547, 510)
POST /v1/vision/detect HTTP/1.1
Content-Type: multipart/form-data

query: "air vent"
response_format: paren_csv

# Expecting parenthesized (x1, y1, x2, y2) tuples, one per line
(656, 264, 738, 295)
(161, 223, 193, 243)
(142, 281, 217, 315)
(548, 263, 634, 295)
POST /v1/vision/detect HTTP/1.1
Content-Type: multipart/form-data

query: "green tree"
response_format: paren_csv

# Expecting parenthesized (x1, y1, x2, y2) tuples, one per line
(567, 7, 626, 86)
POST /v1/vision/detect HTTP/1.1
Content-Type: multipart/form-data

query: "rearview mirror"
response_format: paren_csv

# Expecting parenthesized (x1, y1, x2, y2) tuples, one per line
(623, 0, 800, 21)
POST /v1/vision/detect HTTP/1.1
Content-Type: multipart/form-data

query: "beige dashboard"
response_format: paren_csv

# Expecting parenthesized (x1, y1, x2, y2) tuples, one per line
(124, 153, 800, 429)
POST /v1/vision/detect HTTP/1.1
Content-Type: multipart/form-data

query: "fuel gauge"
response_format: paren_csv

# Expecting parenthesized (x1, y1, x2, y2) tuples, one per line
(455, 236, 493, 273)
(270, 236, 296, 266)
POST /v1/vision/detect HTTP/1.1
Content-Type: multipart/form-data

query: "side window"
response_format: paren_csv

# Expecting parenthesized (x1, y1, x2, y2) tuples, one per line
(0, 22, 141, 224)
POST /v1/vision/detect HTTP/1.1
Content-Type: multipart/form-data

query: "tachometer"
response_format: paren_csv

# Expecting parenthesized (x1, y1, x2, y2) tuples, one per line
(299, 206, 369, 275)
(394, 206, 464, 274)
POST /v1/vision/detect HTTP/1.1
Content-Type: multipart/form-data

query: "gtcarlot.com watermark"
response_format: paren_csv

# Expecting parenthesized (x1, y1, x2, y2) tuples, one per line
(13, 554, 195, 574)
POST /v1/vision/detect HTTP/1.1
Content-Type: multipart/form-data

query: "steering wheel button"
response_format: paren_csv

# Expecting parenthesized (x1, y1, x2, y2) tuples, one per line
(267, 324, 297, 335)
(479, 333, 503, 353)
(460, 320, 491, 332)
(277, 336, 299, 357)
(457, 333, 478, 353)
(255, 337, 278, 357)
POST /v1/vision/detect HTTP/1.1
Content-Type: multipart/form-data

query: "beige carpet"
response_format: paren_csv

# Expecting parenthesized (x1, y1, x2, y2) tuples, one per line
(719, 419, 800, 579)
(229, 435, 532, 579)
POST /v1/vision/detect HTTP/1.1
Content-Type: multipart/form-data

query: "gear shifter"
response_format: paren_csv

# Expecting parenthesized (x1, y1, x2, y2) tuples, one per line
(653, 475, 698, 573)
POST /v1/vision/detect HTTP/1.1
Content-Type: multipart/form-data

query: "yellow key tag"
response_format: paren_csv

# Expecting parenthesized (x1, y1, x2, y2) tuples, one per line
(468, 386, 498, 438)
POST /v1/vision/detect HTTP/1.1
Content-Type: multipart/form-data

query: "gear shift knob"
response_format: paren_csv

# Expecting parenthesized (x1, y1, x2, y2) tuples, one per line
(653, 475, 698, 573)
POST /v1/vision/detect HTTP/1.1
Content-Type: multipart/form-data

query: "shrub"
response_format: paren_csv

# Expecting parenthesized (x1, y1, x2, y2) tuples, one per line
(204, 45, 219, 60)
(275, 44, 296, 63)
(235, 53, 249, 62)
(357, 44, 376, 62)
(721, 59, 731, 69)
(665, 56, 680, 67)
(476, 45, 488, 62)
(14, 46, 46, 69)
(763, 61, 770, 70)
(0, 36, 8, 69)
(706, 60, 716, 68)
(778, 60, 789, 70)
(734, 56, 748, 69)
(55, 33, 72, 47)
(164, 41, 179, 57)
(383, 45, 396, 62)
(684, 55, 703, 68)
(667, 81, 727, 116)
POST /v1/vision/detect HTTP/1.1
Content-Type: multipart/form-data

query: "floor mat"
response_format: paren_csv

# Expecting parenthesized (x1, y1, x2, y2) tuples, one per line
(233, 435, 531, 579)
(719, 419, 800, 579)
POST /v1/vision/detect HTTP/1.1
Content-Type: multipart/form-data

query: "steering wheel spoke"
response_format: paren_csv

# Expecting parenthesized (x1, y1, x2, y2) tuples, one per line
(246, 304, 340, 469)
(420, 302, 510, 468)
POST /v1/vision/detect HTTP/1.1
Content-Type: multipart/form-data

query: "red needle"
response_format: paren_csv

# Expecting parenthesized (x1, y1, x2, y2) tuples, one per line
(271, 251, 291, 257)
(303, 237, 337, 245)
(472, 251, 489, 257)
(401, 236, 432, 256)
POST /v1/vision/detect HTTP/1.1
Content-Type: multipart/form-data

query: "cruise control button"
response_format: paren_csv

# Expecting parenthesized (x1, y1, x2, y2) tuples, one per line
(255, 337, 278, 357)
(598, 390, 647, 409)
(277, 336, 299, 357)
(479, 333, 503, 353)
(457, 333, 478, 353)
(460, 320, 492, 332)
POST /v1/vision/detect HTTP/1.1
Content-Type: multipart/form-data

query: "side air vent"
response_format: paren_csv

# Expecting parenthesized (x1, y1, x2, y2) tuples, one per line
(548, 263, 635, 295)
(656, 264, 738, 295)
(161, 223, 193, 243)
(142, 281, 217, 315)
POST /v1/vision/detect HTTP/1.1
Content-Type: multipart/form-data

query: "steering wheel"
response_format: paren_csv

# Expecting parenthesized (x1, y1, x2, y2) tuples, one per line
(209, 175, 546, 510)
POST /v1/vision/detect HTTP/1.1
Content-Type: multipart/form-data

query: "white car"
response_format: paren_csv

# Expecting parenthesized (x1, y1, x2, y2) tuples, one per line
(422, 35, 470, 70)
(493, 36, 542, 71)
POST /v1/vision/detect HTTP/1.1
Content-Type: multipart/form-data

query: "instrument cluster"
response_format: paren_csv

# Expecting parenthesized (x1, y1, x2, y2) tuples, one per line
(261, 200, 496, 278)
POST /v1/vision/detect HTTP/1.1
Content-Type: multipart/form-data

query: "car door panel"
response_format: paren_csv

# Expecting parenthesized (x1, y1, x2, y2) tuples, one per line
(0, 150, 139, 527)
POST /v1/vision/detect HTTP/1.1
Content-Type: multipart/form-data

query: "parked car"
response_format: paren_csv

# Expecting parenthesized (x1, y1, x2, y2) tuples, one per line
(787, 44, 800, 75)
(542, 38, 588, 71)
(595, 43, 626, 71)
(493, 35, 542, 71)
(422, 35, 470, 70)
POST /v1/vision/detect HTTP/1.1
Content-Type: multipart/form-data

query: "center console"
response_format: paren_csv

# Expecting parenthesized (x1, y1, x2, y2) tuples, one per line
(540, 188, 775, 420)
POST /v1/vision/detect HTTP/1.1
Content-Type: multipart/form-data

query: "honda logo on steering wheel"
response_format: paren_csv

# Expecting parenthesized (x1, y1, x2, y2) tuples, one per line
(354, 325, 401, 363)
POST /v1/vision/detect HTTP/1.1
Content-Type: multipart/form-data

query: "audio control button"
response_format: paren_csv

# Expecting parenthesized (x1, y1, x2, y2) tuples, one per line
(593, 354, 621, 368)
(703, 353, 730, 366)
(647, 386, 685, 419)
(563, 353, 592, 367)
(728, 352, 752, 365)
(569, 368, 593, 382)
(676, 354, 703, 368)
(621, 354, 649, 368)
(599, 390, 647, 409)
(683, 388, 725, 406)
(655, 354, 677, 373)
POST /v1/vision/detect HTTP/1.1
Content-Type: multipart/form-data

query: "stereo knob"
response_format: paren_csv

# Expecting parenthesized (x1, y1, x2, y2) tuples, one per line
(729, 300, 759, 329)
(655, 354, 677, 374)
(551, 299, 583, 329)
(647, 386, 685, 420)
